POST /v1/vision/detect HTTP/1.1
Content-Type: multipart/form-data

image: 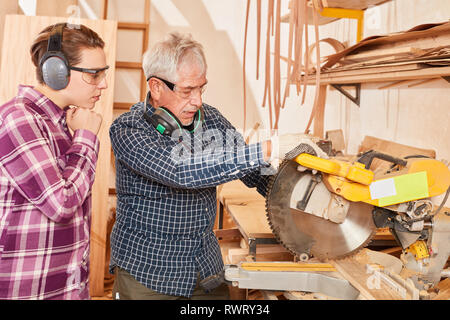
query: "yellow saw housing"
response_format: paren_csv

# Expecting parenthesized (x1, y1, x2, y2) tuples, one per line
(294, 153, 450, 207)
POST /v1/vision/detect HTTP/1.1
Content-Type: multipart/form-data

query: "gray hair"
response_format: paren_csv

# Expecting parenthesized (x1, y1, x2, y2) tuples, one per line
(142, 32, 207, 83)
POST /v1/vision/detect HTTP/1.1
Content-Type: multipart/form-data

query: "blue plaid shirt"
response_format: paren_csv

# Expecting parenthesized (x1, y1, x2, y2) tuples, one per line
(109, 101, 271, 297)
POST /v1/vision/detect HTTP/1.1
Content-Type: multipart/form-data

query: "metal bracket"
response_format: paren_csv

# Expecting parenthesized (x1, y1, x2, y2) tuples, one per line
(331, 83, 361, 107)
(224, 264, 361, 299)
(248, 237, 279, 261)
(218, 202, 224, 230)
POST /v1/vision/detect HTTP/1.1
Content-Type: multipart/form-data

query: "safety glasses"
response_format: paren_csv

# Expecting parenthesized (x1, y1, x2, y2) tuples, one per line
(70, 65, 109, 85)
(147, 75, 207, 99)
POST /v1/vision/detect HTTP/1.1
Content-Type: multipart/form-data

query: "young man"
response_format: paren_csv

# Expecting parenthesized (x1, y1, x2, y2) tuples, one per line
(109, 32, 304, 300)
(0, 23, 108, 299)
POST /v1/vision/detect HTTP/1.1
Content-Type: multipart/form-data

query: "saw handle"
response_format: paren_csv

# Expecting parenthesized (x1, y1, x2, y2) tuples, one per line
(357, 150, 407, 170)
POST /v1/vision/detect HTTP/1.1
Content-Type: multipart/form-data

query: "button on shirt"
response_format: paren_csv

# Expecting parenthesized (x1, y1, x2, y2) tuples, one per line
(109, 102, 271, 298)
(0, 85, 99, 299)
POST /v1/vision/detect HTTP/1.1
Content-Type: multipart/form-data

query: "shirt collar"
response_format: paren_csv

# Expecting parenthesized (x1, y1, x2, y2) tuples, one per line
(17, 85, 66, 125)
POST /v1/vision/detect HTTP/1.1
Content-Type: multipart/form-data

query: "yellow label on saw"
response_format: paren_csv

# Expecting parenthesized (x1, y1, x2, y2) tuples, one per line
(370, 171, 429, 206)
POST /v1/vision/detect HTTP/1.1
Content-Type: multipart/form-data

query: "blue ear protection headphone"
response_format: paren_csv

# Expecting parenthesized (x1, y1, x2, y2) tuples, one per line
(39, 23, 70, 91)
(142, 89, 203, 136)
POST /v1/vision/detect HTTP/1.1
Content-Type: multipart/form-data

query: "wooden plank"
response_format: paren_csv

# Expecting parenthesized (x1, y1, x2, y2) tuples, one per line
(227, 202, 273, 240)
(0, 14, 117, 297)
(334, 56, 450, 72)
(113, 102, 133, 110)
(377, 79, 415, 90)
(261, 291, 280, 300)
(325, 129, 346, 152)
(324, 0, 392, 10)
(298, 65, 450, 85)
(228, 245, 292, 264)
(358, 135, 436, 174)
(217, 180, 263, 205)
(141, 0, 150, 101)
(240, 262, 336, 272)
(434, 278, 450, 300)
(323, 22, 450, 69)
(319, 62, 424, 78)
(313, 85, 328, 138)
(330, 249, 406, 300)
(407, 78, 441, 88)
(118, 22, 148, 30)
(343, 46, 419, 63)
(214, 228, 242, 240)
(373, 228, 395, 241)
(116, 61, 141, 69)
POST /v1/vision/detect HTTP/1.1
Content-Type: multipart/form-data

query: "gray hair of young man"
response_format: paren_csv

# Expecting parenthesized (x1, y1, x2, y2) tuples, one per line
(142, 32, 207, 83)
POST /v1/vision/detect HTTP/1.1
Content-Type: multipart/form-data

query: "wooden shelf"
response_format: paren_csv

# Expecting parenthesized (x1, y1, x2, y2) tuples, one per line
(320, 0, 391, 10)
(281, 0, 392, 25)
(297, 65, 450, 85)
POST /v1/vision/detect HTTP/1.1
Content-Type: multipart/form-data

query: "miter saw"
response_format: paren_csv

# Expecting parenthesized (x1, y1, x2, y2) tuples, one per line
(264, 135, 450, 290)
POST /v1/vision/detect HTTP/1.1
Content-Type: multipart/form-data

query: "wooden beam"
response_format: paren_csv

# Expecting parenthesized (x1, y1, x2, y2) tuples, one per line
(118, 22, 148, 30)
(103, 0, 108, 20)
(140, 0, 151, 101)
(330, 250, 406, 300)
(325, 129, 346, 152)
(116, 61, 142, 69)
(313, 85, 328, 138)
(113, 102, 133, 110)
(377, 79, 415, 90)
(407, 77, 441, 88)
(298, 65, 450, 85)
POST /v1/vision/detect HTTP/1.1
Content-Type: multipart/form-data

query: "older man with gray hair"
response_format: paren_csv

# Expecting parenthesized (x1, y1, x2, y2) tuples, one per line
(109, 32, 303, 300)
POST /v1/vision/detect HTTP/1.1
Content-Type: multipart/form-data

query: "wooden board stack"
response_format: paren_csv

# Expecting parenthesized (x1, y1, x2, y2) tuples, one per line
(297, 21, 450, 85)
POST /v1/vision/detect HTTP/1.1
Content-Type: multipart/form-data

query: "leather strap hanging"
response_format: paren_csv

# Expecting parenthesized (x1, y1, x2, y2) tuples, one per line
(245, 0, 342, 133)
(243, 0, 251, 132)
(304, 37, 345, 134)
(262, 0, 274, 130)
(273, 0, 282, 129)
(304, 1, 322, 134)
(256, 0, 262, 79)
(300, 0, 310, 105)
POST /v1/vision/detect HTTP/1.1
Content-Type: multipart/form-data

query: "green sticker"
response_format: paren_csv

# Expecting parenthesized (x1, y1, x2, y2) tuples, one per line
(156, 124, 166, 134)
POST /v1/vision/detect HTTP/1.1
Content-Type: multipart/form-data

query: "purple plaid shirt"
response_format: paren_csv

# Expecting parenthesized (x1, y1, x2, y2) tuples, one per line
(0, 85, 99, 300)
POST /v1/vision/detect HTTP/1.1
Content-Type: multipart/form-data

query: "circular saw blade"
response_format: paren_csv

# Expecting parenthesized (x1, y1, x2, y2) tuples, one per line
(266, 157, 376, 261)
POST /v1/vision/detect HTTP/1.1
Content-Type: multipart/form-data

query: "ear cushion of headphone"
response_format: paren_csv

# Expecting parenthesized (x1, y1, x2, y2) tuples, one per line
(149, 107, 181, 136)
(41, 53, 70, 90)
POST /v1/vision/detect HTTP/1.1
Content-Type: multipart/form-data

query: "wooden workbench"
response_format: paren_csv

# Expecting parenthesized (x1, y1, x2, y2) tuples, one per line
(216, 180, 449, 300)
(216, 180, 284, 261)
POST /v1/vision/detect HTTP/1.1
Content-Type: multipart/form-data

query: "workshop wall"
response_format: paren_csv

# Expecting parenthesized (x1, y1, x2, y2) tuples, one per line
(1, 1, 446, 204)
(80, 0, 449, 205)
(103, 0, 449, 158)
(0, 0, 20, 63)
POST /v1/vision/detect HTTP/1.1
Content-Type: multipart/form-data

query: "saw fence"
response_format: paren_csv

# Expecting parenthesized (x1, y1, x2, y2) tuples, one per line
(215, 134, 450, 300)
